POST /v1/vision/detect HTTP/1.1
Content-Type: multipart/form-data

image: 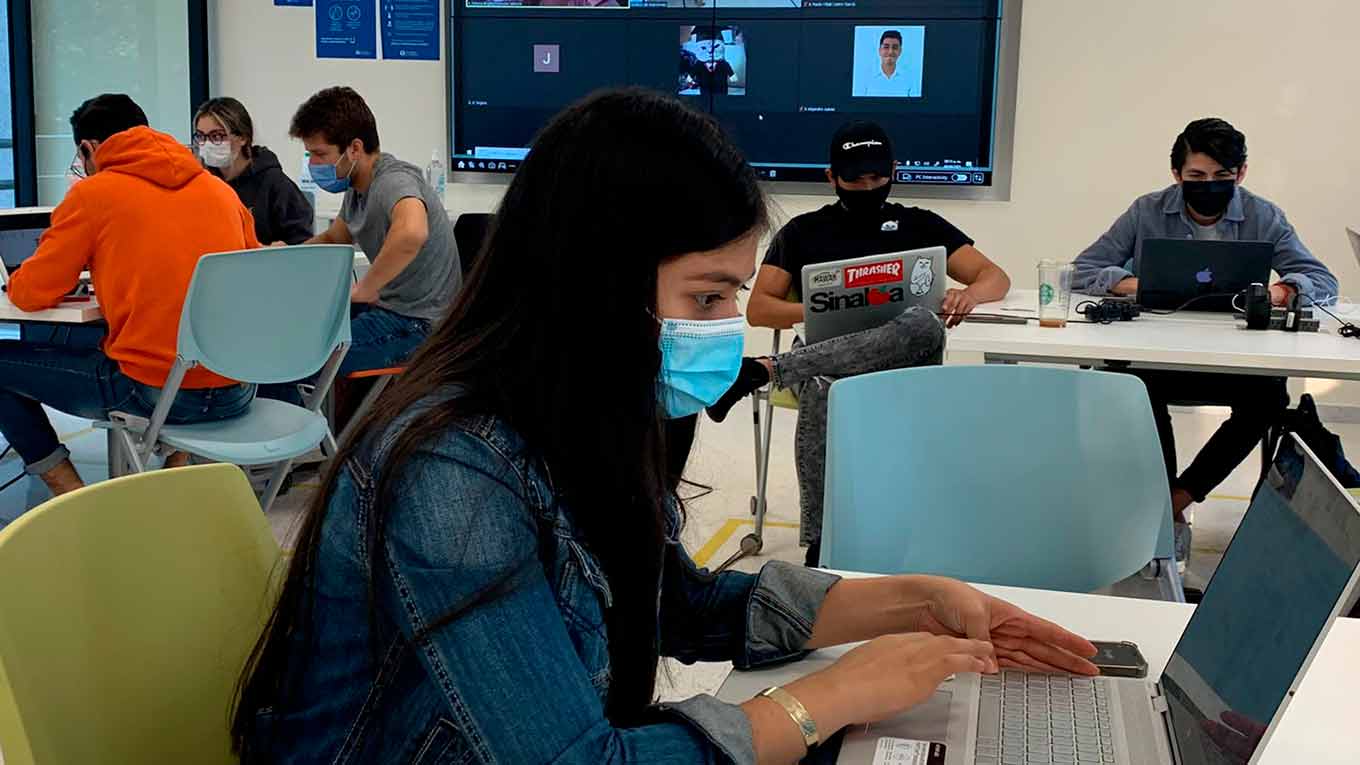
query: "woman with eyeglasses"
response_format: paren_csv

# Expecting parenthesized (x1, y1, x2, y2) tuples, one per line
(193, 97, 314, 246)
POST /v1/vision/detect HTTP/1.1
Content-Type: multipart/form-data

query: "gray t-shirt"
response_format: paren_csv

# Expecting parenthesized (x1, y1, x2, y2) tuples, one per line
(1192, 222, 1223, 241)
(342, 153, 461, 322)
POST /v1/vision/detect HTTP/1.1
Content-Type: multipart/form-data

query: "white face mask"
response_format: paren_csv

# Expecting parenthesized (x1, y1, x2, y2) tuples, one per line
(199, 141, 235, 169)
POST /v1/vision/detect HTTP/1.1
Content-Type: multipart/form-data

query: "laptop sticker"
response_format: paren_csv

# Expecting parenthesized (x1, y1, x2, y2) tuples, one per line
(909, 257, 935, 296)
(844, 259, 905, 289)
(882, 220, 899, 232)
(808, 268, 841, 289)
(872, 737, 947, 765)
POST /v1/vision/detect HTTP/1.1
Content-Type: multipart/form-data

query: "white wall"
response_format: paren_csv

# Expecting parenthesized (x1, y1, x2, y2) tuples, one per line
(212, 0, 1360, 403)
(208, 0, 450, 212)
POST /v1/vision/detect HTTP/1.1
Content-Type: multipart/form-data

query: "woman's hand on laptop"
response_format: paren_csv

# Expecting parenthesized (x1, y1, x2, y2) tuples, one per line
(940, 288, 979, 328)
(777, 633, 996, 738)
(907, 575, 1099, 676)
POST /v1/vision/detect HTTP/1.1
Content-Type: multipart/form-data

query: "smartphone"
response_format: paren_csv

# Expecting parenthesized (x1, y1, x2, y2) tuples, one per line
(1091, 640, 1148, 678)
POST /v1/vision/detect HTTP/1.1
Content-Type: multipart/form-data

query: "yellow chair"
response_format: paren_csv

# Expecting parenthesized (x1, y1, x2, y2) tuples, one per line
(0, 464, 282, 764)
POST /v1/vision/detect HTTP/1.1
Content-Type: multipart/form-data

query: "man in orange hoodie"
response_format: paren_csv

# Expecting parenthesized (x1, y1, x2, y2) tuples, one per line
(0, 94, 259, 498)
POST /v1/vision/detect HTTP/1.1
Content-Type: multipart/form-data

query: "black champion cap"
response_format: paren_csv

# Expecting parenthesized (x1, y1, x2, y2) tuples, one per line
(829, 121, 894, 181)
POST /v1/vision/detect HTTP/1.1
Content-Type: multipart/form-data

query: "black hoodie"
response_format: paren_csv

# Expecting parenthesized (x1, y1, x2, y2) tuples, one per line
(212, 146, 315, 245)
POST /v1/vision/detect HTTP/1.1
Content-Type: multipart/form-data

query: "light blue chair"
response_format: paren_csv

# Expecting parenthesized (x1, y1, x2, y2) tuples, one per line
(102, 245, 353, 512)
(821, 365, 1183, 600)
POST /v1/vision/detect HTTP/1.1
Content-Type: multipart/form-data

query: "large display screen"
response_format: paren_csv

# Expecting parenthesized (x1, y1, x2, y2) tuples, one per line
(449, 0, 1011, 190)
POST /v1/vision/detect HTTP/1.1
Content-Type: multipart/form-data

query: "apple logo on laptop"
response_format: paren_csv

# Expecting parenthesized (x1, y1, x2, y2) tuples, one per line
(1196, 267, 1214, 285)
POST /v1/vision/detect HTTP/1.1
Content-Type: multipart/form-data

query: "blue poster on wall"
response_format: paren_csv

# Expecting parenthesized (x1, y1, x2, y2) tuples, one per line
(275, 0, 313, 6)
(316, 0, 377, 59)
(381, 0, 440, 61)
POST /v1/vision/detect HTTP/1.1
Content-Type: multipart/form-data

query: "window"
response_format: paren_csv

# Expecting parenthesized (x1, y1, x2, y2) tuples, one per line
(19, 1, 207, 206)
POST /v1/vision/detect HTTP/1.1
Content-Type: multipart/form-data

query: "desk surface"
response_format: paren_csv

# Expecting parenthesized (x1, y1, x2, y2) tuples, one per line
(949, 290, 1360, 380)
(718, 578, 1358, 764)
(0, 250, 371, 327)
(0, 296, 101, 324)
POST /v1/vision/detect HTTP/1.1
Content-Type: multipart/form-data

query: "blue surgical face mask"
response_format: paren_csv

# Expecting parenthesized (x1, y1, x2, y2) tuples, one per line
(310, 152, 354, 194)
(657, 316, 745, 419)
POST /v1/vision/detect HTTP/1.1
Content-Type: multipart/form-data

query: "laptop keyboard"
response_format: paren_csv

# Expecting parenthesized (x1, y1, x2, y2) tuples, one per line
(973, 671, 1117, 765)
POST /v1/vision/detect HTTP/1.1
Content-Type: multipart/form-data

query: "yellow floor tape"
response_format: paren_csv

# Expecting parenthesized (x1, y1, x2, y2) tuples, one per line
(692, 518, 800, 568)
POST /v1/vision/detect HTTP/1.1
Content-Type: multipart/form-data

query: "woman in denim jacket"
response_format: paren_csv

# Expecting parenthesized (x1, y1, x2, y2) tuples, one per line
(232, 89, 1098, 765)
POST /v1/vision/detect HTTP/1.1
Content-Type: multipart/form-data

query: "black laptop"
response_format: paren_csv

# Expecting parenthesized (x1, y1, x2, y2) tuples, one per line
(1136, 238, 1273, 311)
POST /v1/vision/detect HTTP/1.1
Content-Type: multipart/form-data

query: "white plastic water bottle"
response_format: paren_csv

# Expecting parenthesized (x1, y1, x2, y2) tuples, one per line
(425, 150, 447, 198)
(298, 151, 319, 209)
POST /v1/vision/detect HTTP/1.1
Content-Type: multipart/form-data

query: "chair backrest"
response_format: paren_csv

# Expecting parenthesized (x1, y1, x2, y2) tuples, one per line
(821, 365, 1171, 592)
(0, 464, 282, 765)
(453, 213, 493, 278)
(178, 245, 353, 384)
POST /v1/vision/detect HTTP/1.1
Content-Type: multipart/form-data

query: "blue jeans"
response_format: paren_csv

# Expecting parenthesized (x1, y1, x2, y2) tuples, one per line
(0, 339, 255, 473)
(338, 304, 431, 375)
(258, 304, 431, 405)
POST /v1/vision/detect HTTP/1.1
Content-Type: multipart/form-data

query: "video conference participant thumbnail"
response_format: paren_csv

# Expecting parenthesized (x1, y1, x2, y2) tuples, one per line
(852, 26, 925, 98)
(679, 26, 747, 96)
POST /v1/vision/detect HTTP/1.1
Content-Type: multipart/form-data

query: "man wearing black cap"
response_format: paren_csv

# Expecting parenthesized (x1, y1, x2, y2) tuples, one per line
(717, 120, 1010, 566)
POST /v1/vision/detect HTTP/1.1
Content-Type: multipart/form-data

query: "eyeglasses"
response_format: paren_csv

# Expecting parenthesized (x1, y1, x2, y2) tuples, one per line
(191, 130, 232, 146)
(69, 149, 87, 180)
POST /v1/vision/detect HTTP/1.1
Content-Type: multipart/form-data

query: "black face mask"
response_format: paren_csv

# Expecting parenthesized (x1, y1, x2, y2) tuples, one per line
(836, 181, 892, 216)
(1181, 179, 1236, 218)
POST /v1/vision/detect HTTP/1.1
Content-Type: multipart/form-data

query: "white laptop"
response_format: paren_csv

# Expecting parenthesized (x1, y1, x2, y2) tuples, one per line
(721, 432, 1360, 765)
(800, 247, 947, 345)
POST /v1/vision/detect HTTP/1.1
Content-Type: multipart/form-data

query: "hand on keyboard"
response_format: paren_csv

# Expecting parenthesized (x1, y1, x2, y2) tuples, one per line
(786, 633, 995, 735)
(907, 577, 1100, 676)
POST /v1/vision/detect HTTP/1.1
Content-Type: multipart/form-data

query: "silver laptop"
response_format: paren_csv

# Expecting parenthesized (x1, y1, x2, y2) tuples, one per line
(722, 433, 1360, 765)
(801, 247, 946, 345)
(1347, 226, 1359, 269)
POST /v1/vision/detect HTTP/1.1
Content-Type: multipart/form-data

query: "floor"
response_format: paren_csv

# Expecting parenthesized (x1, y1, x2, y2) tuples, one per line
(2, 388, 1357, 707)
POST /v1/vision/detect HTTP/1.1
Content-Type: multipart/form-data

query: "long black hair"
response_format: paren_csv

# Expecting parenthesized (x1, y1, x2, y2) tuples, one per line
(232, 87, 767, 752)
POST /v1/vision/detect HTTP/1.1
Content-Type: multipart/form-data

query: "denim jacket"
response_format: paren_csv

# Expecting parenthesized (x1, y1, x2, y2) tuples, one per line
(248, 391, 841, 764)
(1072, 184, 1339, 302)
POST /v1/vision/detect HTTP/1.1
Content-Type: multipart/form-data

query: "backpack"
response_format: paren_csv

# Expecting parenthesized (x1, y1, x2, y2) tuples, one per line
(1271, 394, 1360, 490)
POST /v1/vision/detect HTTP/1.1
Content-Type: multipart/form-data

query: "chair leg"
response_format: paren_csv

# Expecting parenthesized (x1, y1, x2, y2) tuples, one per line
(336, 375, 393, 448)
(107, 428, 146, 478)
(749, 390, 764, 515)
(258, 458, 294, 513)
(716, 389, 777, 574)
(1153, 557, 1187, 603)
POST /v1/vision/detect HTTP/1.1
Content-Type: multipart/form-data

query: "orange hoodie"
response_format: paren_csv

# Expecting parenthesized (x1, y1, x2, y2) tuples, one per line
(9, 126, 261, 388)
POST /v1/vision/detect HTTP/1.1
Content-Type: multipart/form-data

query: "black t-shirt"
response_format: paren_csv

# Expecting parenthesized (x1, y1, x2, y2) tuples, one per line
(763, 202, 975, 300)
(688, 60, 735, 95)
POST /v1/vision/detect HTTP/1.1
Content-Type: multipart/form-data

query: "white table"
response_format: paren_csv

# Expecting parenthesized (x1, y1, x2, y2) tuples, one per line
(717, 578, 1359, 764)
(950, 290, 1360, 381)
(0, 296, 101, 324)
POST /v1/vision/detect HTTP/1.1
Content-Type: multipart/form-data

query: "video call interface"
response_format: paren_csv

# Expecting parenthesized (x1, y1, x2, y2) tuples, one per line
(451, 1, 1005, 186)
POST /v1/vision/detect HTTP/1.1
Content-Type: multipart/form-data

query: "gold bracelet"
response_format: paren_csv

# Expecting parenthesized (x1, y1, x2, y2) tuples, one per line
(758, 685, 819, 749)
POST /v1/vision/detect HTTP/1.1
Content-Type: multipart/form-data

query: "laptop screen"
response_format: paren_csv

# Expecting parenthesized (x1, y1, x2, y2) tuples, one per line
(0, 227, 44, 271)
(1160, 435, 1360, 764)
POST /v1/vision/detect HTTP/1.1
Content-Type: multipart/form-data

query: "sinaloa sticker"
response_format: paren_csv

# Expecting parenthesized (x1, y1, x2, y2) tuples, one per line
(872, 738, 947, 765)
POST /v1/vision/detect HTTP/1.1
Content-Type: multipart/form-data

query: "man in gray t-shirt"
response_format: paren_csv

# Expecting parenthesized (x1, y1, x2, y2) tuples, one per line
(287, 86, 461, 374)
